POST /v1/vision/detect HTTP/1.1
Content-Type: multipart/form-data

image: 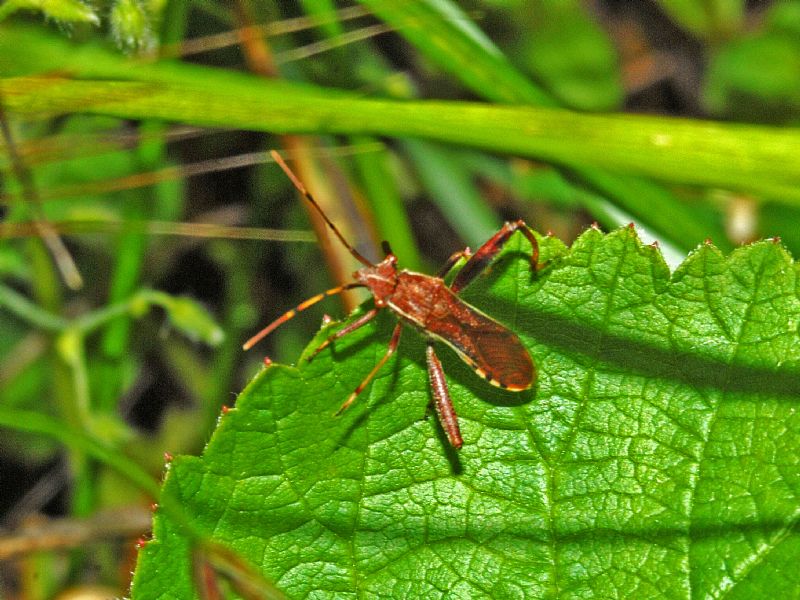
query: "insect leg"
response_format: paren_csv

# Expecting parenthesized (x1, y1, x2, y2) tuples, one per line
(243, 283, 365, 350)
(449, 219, 540, 293)
(435, 248, 472, 279)
(426, 343, 463, 449)
(309, 308, 379, 362)
(335, 323, 402, 416)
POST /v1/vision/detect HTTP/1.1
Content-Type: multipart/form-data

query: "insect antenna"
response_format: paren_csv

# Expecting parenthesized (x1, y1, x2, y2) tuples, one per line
(270, 150, 374, 268)
(243, 282, 365, 350)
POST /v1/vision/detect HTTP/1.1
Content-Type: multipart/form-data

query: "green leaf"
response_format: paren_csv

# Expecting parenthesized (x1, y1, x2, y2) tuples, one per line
(109, 0, 155, 52)
(355, 0, 553, 105)
(704, 1, 800, 122)
(0, 0, 99, 25)
(158, 296, 225, 347)
(131, 227, 800, 598)
(654, 0, 744, 39)
(517, 0, 623, 110)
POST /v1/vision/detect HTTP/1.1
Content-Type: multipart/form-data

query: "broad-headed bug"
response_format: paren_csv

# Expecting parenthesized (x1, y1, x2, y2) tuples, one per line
(244, 150, 540, 449)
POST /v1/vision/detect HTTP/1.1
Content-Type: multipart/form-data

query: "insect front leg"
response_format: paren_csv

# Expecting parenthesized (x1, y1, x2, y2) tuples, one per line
(243, 283, 365, 350)
(308, 308, 380, 362)
(436, 248, 472, 279)
(335, 323, 402, 416)
(426, 343, 463, 449)
(449, 219, 540, 293)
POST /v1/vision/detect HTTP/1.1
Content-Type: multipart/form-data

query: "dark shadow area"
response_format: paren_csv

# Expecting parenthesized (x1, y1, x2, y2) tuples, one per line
(546, 517, 800, 551)
(499, 294, 800, 400)
(469, 247, 800, 401)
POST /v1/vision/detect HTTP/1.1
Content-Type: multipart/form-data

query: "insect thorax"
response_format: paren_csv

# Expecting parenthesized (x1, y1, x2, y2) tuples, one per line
(354, 255, 399, 305)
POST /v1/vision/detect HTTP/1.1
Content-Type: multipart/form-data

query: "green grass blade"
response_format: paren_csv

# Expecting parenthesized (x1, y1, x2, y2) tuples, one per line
(3, 72, 799, 205)
(402, 138, 501, 247)
(350, 136, 423, 271)
(350, 1, 736, 250)
(356, 0, 553, 105)
(0, 408, 160, 497)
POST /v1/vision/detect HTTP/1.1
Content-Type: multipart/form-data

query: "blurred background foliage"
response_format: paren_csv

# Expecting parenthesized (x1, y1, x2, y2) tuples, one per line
(1, 0, 799, 597)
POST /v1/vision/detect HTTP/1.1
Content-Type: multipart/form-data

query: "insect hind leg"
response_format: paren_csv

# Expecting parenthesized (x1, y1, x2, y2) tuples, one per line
(335, 323, 402, 416)
(449, 219, 540, 294)
(426, 343, 463, 449)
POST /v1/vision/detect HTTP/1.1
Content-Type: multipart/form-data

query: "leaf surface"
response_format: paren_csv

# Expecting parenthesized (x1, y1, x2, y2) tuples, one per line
(132, 228, 800, 599)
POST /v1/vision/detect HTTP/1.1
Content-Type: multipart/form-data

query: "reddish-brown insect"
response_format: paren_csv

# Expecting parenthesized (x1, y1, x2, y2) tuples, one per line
(244, 150, 540, 449)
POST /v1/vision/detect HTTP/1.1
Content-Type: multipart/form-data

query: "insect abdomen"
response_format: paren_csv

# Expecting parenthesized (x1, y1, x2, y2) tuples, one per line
(390, 272, 535, 391)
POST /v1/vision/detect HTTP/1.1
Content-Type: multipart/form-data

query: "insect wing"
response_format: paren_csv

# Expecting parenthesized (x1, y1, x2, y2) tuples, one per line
(425, 298, 535, 391)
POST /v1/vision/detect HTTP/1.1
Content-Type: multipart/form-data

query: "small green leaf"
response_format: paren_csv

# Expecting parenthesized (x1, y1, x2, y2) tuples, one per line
(655, 0, 744, 39)
(704, 1, 800, 122)
(518, 0, 623, 110)
(109, 0, 155, 52)
(160, 296, 225, 347)
(132, 228, 800, 598)
(0, 0, 99, 24)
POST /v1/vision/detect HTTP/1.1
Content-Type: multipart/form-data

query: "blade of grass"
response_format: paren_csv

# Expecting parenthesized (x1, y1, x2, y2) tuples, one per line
(350, 137, 422, 271)
(3, 73, 799, 207)
(461, 152, 690, 266)
(352, 0, 735, 251)
(402, 139, 501, 248)
(578, 168, 732, 251)
(356, 0, 554, 105)
(4, 25, 800, 212)
(0, 94, 83, 289)
(0, 408, 160, 497)
(96, 165, 151, 412)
